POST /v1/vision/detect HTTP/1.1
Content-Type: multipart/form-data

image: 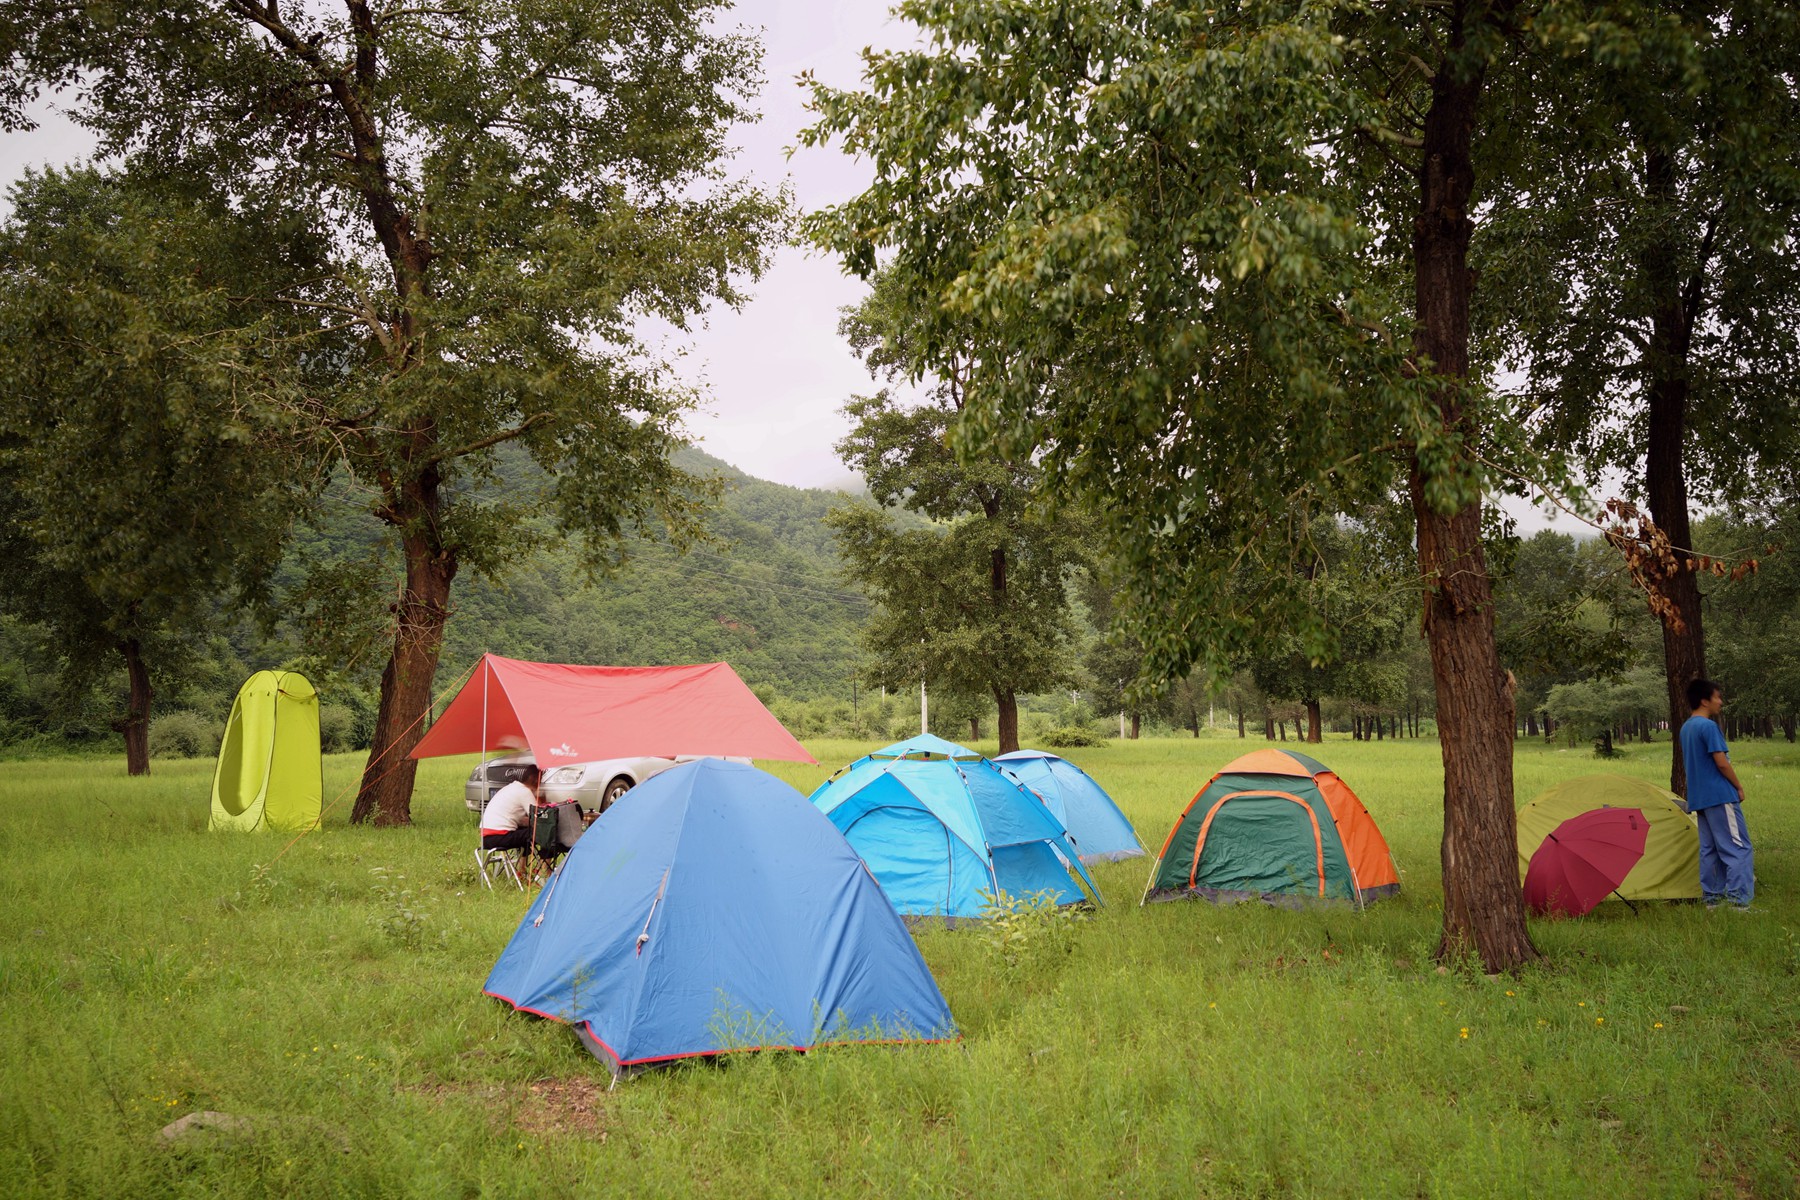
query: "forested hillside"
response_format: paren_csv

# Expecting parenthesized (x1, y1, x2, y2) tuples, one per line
(0, 446, 874, 751)
(433, 447, 869, 701)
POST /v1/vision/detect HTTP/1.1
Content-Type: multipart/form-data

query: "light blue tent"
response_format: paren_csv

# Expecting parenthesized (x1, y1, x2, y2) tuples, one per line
(808, 733, 1100, 918)
(996, 750, 1145, 864)
(485, 760, 956, 1078)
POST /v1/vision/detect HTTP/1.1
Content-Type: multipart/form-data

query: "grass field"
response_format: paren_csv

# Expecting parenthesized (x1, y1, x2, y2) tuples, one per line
(2, 734, 1796, 1198)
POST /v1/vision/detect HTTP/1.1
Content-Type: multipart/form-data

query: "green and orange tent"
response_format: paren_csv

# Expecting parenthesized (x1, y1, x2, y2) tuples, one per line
(1143, 749, 1399, 907)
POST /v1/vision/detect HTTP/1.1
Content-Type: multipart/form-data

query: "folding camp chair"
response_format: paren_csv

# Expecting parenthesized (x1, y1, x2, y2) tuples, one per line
(475, 841, 527, 891)
(522, 802, 583, 888)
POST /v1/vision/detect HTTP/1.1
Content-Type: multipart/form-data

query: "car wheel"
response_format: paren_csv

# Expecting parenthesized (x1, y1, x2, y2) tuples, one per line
(599, 776, 633, 811)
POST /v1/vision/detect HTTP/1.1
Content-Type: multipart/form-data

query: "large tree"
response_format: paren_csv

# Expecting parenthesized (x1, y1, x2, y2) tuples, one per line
(828, 388, 1085, 753)
(1483, 0, 1800, 793)
(0, 167, 326, 773)
(1491, 530, 1644, 737)
(5, 1, 786, 822)
(1245, 516, 1414, 743)
(830, 275, 1089, 753)
(803, 0, 1701, 969)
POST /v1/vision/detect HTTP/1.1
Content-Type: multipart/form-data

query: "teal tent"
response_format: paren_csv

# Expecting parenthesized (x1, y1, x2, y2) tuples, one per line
(809, 734, 1098, 918)
(996, 750, 1144, 863)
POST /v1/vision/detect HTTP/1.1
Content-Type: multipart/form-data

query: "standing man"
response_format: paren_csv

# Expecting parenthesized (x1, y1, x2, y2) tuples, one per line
(1680, 679, 1755, 910)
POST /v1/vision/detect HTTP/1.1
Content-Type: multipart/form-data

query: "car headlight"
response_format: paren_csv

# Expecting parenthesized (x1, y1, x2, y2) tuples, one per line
(544, 767, 584, 786)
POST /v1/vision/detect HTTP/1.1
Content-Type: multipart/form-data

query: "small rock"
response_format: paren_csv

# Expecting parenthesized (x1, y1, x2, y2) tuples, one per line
(1435, 965, 1450, 976)
(1599, 1119, 1623, 1130)
(1670, 1005, 1691, 1014)
(159, 1111, 254, 1145)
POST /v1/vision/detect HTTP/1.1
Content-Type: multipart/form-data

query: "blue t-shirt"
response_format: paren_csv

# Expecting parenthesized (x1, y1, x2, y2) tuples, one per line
(1680, 716, 1737, 810)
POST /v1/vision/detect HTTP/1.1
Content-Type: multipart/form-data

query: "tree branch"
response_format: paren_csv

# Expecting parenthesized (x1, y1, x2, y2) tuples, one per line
(427, 412, 556, 464)
(1359, 123, 1425, 149)
(1682, 210, 1722, 334)
(374, 4, 469, 25)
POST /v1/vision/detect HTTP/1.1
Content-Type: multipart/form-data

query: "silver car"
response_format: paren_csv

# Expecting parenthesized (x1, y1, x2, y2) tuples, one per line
(464, 754, 540, 815)
(464, 753, 748, 816)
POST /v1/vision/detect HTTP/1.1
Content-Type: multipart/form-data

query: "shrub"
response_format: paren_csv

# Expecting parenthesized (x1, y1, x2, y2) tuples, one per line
(319, 704, 356, 753)
(1039, 725, 1105, 748)
(976, 888, 1086, 977)
(149, 709, 220, 758)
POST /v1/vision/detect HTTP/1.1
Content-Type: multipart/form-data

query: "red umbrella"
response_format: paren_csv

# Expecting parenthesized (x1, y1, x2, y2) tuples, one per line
(1523, 807, 1649, 917)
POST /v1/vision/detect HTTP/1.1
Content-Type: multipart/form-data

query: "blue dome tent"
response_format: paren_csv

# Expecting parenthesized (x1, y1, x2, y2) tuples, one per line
(996, 750, 1145, 864)
(485, 760, 956, 1078)
(808, 734, 1100, 918)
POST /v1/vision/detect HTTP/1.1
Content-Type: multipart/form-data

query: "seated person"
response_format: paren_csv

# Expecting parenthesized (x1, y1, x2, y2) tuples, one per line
(479, 765, 550, 857)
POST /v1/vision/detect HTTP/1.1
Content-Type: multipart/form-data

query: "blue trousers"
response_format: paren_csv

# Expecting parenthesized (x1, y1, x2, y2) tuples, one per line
(1696, 802, 1754, 906)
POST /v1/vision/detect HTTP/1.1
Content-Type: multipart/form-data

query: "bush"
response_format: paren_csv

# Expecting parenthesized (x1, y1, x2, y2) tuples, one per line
(319, 703, 357, 753)
(1039, 725, 1105, 748)
(149, 709, 220, 758)
(976, 888, 1087, 977)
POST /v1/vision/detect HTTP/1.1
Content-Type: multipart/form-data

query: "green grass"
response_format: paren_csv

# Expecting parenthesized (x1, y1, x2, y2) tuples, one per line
(2, 736, 1796, 1198)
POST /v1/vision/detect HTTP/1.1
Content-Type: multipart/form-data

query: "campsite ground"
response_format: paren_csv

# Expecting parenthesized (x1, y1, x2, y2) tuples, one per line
(2, 735, 1796, 1198)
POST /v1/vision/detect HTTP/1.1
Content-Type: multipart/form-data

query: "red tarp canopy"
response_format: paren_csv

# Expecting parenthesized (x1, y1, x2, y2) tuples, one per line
(409, 654, 815, 765)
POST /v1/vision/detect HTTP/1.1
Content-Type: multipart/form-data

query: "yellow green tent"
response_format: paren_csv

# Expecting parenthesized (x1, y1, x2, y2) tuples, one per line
(1516, 774, 1699, 901)
(209, 670, 322, 832)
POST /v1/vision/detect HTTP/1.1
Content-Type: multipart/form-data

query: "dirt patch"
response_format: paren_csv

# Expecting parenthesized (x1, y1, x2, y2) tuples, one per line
(519, 1077, 609, 1139)
(405, 1077, 610, 1139)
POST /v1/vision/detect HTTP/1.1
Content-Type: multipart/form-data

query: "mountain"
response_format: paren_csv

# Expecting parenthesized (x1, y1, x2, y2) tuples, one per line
(0, 442, 887, 750)
(429, 446, 870, 700)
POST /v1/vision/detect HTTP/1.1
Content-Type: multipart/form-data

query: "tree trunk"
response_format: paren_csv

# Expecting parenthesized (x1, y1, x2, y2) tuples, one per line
(1305, 698, 1322, 743)
(118, 637, 152, 777)
(1264, 712, 1275, 740)
(1277, 717, 1287, 742)
(353, 512, 457, 826)
(1783, 714, 1795, 743)
(1375, 713, 1385, 741)
(1410, 15, 1537, 971)
(1640, 715, 1652, 744)
(995, 689, 1019, 754)
(1129, 712, 1141, 740)
(986, 543, 1020, 755)
(969, 716, 980, 742)
(1237, 706, 1246, 737)
(1640, 144, 1709, 798)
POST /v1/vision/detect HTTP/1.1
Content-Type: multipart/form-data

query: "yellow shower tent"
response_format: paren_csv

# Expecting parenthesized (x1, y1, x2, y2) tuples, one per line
(1516, 774, 1699, 901)
(209, 670, 322, 832)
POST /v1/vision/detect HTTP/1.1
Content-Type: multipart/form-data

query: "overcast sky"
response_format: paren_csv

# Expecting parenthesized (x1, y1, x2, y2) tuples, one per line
(1, 3, 1580, 528)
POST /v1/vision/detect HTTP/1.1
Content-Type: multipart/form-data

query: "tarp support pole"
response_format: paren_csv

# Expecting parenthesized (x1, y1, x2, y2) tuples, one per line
(479, 655, 490, 810)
